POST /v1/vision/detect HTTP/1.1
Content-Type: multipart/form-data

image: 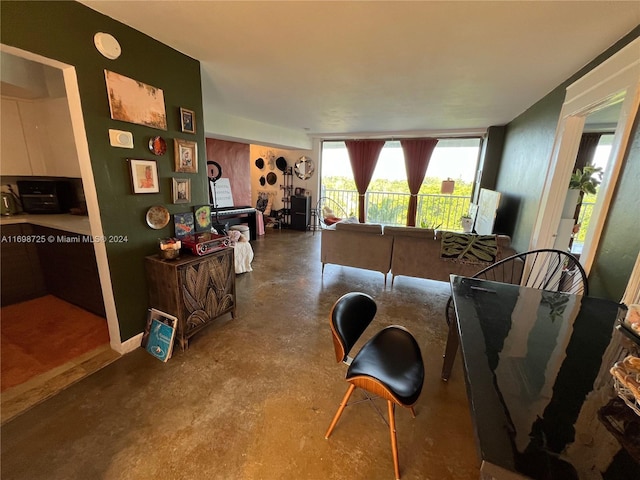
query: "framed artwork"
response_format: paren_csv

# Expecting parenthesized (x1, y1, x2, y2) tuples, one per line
(193, 205, 212, 232)
(130, 159, 159, 194)
(180, 107, 195, 134)
(174, 139, 198, 173)
(174, 212, 195, 238)
(105, 70, 167, 130)
(172, 178, 191, 204)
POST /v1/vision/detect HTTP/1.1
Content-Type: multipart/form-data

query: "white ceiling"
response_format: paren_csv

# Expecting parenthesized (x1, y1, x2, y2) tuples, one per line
(80, 1, 639, 139)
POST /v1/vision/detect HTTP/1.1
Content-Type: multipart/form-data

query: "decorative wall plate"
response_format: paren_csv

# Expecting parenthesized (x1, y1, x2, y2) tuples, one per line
(266, 172, 277, 185)
(146, 205, 170, 229)
(276, 156, 287, 172)
(148, 136, 167, 155)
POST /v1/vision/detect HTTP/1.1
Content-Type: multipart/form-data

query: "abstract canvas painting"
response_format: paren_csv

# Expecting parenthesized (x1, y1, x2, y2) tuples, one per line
(105, 70, 167, 130)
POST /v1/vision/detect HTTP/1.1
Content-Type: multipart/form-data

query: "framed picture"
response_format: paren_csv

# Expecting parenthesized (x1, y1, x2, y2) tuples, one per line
(193, 205, 212, 232)
(174, 139, 198, 173)
(172, 178, 191, 204)
(180, 107, 195, 134)
(130, 159, 159, 194)
(105, 70, 167, 130)
(174, 212, 195, 238)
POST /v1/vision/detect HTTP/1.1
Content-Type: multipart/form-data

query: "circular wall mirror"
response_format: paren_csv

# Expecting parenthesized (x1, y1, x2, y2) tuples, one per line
(294, 156, 314, 180)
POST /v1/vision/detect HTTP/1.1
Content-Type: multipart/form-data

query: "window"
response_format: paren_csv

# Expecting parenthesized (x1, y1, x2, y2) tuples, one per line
(320, 138, 481, 228)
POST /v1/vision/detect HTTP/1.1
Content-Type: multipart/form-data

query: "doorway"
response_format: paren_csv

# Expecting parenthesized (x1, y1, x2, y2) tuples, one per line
(0, 45, 121, 421)
(569, 131, 616, 256)
(530, 37, 640, 281)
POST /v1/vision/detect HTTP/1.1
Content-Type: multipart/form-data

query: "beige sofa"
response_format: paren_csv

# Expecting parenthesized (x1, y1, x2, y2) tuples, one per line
(320, 223, 393, 284)
(320, 223, 518, 285)
(384, 226, 518, 285)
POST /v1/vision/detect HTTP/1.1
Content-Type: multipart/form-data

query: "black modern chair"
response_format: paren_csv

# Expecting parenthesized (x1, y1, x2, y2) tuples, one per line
(325, 292, 424, 480)
(445, 248, 589, 326)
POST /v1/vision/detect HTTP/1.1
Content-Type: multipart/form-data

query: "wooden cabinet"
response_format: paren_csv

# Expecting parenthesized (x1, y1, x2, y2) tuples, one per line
(291, 195, 311, 231)
(145, 248, 236, 350)
(0, 97, 81, 177)
(32, 225, 105, 316)
(1, 98, 32, 175)
(0, 223, 46, 305)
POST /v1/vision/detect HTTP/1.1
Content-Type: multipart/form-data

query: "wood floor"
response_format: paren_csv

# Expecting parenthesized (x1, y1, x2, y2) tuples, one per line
(0, 295, 118, 423)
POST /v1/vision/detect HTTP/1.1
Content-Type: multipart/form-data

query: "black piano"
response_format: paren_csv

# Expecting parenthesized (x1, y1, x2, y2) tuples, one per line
(211, 205, 257, 240)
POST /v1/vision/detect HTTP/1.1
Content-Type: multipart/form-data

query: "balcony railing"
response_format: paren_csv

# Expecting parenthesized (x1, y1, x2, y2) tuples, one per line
(321, 190, 595, 240)
(571, 201, 595, 253)
(322, 189, 471, 231)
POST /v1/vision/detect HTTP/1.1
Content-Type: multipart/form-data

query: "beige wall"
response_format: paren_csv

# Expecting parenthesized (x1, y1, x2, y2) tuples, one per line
(249, 143, 319, 212)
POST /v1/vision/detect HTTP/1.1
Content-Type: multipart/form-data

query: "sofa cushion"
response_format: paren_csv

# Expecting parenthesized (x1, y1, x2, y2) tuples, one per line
(335, 222, 383, 235)
(383, 226, 436, 239)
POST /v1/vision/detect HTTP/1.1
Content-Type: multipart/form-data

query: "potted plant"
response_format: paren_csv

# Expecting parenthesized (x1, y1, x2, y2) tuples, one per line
(569, 165, 603, 195)
(563, 166, 603, 218)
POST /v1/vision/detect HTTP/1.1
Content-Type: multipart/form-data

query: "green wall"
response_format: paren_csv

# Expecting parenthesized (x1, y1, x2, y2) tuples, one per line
(496, 26, 640, 301)
(1, 1, 207, 340)
(589, 117, 640, 299)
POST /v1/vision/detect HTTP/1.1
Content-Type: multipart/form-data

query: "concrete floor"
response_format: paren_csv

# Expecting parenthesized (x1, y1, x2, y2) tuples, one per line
(0, 229, 479, 480)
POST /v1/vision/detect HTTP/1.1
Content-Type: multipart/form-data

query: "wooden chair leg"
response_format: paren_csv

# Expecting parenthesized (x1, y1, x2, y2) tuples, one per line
(388, 401, 400, 480)
(325, 384, 356, 439)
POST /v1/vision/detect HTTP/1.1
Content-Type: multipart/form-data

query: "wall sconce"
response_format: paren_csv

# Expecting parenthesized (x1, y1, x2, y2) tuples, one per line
(441, 178, 455, 194)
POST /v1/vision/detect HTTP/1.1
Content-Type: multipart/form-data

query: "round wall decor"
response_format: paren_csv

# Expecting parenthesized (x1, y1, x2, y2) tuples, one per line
(294, 156, 315, 180)
(94, 32, 121, 60)
(266, 172, 277, 185)
(207, 160, 222, 182)
(276, 156, 287, 172)
(145, 205, 170, 230)
(148, 136, 167, 155)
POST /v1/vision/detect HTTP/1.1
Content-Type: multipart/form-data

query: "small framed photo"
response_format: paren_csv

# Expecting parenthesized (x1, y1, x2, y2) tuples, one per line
(130, 159, 159, 194)
(172, 178, 191, 204)
(174, 139, 198, 173)
(180, 107, 195, 134)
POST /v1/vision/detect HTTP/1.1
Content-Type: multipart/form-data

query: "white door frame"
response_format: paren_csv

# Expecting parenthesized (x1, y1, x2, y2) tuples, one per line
(529, 37, 640, 279)
(1, 44, 128, 353)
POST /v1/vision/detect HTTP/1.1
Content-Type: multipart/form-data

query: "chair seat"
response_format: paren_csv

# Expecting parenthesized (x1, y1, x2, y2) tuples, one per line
(347, 326, 424, 405)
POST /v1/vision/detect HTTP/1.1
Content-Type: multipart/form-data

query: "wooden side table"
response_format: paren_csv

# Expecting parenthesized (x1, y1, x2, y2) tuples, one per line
(145, 248, 235, 350)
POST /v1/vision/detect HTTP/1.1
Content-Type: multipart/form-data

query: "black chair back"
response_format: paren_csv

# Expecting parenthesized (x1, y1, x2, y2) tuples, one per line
(446, 248, 589, 326)
(330, 292, 377, 363)
(474, 248, 588, 295)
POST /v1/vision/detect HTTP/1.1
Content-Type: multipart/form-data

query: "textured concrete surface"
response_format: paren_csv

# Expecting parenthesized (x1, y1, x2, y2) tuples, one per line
(1, 229, 478, 480)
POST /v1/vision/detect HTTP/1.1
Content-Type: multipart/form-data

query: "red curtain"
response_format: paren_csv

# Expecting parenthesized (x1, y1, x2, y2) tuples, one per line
(345, 140, 385, 222)
(401, 138, 438, 226)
